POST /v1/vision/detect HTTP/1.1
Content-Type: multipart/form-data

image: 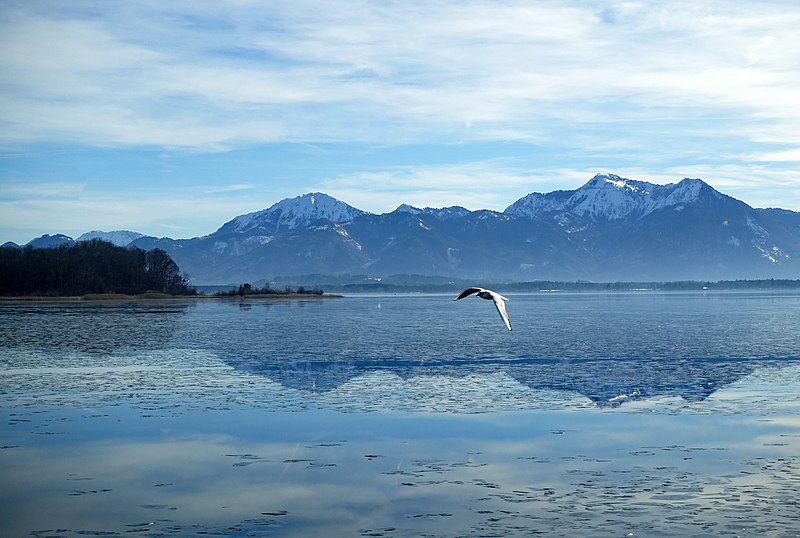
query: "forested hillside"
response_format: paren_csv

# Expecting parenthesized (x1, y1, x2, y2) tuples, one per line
(0, 240, 195, 296)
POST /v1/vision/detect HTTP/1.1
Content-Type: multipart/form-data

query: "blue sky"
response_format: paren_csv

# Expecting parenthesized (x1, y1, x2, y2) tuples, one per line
(2, 0, 800, 244)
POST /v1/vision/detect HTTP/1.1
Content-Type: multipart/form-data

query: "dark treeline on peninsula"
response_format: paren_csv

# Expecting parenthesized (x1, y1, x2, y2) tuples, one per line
(0, 240, 196, 296)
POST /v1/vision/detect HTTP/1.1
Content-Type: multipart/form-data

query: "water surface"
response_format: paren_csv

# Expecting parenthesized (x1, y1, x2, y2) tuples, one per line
(2, 292, 800, 536)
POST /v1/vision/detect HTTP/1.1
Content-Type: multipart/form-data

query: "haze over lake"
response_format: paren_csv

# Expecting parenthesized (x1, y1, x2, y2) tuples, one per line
(2, 291, 800, 536)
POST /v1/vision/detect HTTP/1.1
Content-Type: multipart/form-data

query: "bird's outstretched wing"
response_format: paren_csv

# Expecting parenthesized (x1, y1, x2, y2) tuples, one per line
(453, 287, 512, 331)
(490, 293, 512, 331)
(453, 287, 483, 301)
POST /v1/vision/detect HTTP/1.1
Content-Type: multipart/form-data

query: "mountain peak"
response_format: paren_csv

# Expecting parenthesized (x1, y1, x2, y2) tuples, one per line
(394, 203, 422, 215)
(587, 172, 623, 185)
(222, 192, 368, 234)
(582, 173, 653, 193)
(506, 173, 724, 221)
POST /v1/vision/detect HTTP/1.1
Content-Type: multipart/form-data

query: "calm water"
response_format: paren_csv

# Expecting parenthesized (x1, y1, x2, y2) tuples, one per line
(1, 292, 800, 536)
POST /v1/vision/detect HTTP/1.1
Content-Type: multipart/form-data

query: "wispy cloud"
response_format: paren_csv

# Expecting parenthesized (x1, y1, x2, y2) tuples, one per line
(743, 148, 800, 163)
(2, 1, 800, 152)
(0, 181, 86, 199)
(203, 183, 256, 194)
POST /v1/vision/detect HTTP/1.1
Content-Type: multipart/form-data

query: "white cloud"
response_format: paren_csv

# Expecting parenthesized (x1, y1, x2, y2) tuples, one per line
(746, 35, 775, 64)
(202, 183, 256, 194)
(2, 0, 800, 150)
(745, 148, 800, 163)
(0, 181, 86, 198)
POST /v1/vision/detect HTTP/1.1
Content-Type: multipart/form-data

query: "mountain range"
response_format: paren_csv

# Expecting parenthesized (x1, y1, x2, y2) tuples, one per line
(12, 174, 800, 284)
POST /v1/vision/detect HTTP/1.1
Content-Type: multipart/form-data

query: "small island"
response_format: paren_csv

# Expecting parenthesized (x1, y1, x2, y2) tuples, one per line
(213, 282, 332, 299)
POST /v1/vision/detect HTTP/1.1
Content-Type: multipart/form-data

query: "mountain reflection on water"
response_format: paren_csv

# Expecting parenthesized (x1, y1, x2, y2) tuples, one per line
(228, 355, 782, 407)
(203, 292, 800, 408)
(2, 292, 800, 410)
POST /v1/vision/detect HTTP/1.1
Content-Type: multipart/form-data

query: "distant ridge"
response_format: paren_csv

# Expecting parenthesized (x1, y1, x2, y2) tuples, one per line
(505, 174, 728, 221)
(12, 173, 800, 284)
(26, 233, 75, 249)
(76, 230, 147, 246)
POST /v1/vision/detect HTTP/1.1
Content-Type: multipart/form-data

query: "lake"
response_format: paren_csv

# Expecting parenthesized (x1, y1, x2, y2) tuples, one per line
(2, 291, 800, 537)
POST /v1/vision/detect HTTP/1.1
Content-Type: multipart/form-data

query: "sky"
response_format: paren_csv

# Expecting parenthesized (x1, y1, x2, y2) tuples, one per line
(1, 0, 800, 244)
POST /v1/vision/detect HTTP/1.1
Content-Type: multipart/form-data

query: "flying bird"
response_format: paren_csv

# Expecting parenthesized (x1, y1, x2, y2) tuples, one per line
(453, 287, 512, 331)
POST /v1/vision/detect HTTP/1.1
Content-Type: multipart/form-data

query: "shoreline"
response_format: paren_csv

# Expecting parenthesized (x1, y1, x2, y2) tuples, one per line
(0, 292, 343, 301)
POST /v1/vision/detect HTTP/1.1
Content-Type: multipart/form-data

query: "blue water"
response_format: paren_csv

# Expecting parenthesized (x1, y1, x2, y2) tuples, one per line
(2, 292, 800, 536)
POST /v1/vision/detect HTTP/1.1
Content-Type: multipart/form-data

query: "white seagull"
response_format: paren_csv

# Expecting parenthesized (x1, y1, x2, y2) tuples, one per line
(453, 287, 512, 331)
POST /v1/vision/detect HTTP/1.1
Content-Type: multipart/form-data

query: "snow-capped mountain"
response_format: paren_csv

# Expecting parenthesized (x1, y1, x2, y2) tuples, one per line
(76, 230, 147, 246)
(504, 173, 727, 221)
(217, 192, 367, 234)
(18, 174, 800, 283)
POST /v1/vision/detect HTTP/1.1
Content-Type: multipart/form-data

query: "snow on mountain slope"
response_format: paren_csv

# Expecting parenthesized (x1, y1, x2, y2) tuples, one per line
(505, 173, 723, 221)
(222, 192, 368, 234)
(393, 204, 471, 219)
(77, 230, 146, 246)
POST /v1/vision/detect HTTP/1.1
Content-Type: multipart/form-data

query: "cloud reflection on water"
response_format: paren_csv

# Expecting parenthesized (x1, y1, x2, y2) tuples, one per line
(2, 406, 800, 537)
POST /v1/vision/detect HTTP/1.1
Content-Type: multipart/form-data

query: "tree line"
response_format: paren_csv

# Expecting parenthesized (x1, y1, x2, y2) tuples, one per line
(0, 239, 196, 296)
(215, 282, 324, 297)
